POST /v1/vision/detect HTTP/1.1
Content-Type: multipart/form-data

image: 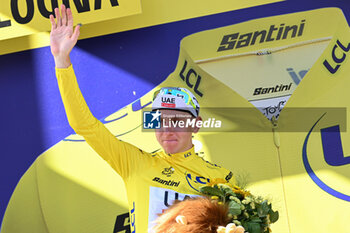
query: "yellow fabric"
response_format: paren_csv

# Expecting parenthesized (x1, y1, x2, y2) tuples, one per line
(174, 7, 350, 233)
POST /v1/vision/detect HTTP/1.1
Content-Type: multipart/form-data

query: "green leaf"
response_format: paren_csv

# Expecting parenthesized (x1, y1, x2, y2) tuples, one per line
(228, 201, 242, 215)
(247, 222, 261, 233)
(269, 210, 279, 223)
(260, 200, 270, 215)
(241, 221, 248, 230)
(199, 186, 224, 199)
(220, 184, 236, 197)
(257, 211, 266, 218)
(257, 204, 267, 217)
(250, 216, 262, 223)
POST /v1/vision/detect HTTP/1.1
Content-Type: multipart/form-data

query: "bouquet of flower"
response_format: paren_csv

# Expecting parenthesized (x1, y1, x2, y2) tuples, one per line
(199, 178, 279, 233)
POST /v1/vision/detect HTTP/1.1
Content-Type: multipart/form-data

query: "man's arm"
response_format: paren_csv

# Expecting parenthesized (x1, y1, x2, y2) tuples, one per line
(50, 4, 145, 179)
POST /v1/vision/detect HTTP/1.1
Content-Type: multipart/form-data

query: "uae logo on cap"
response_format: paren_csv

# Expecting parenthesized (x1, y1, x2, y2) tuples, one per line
(143, 110, 161, 129)
(161, 97, 176, 108)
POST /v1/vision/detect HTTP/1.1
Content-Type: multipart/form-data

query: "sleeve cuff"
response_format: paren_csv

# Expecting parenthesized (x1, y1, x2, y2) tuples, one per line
(55, 64, 73, 73)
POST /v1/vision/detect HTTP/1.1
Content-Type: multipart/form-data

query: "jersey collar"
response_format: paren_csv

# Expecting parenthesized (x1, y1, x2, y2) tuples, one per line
(168, 8, 350, 130)
(160, 145, 197, 162)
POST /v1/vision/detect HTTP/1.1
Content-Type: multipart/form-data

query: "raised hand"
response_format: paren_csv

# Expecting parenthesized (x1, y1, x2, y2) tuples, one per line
(50, 4, 80, 68)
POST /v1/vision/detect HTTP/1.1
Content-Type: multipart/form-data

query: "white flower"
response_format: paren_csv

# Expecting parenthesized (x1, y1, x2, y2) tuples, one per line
(242, 197, 252, 204)
(250, 202, 255, 209)
(230, 197, 241, 203)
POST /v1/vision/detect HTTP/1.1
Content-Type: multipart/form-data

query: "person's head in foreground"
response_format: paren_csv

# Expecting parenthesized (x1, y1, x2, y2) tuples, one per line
(152, 87, 202, 154)
(152, 197, 245, 233)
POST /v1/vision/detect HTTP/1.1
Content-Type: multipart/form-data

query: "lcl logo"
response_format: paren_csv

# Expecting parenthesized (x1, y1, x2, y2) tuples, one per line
(323, 40, 350, 74)
(303, 113, 350, 202)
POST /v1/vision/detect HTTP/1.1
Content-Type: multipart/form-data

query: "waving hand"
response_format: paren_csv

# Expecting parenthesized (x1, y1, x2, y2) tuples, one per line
(50, 4, 80, 68)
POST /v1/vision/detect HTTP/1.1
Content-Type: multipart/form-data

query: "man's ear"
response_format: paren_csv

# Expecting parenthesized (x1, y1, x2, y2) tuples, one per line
(175, 215, 187, 225)
(193, 116, 202, 133)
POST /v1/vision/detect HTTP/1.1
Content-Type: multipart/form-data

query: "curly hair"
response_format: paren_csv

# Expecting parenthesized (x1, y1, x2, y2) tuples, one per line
(152, 197, 230, 233)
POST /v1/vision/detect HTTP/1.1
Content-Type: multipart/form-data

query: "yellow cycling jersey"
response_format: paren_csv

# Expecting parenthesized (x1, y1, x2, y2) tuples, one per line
(172, 7, 350, 233)
(55, 64, 235, 232)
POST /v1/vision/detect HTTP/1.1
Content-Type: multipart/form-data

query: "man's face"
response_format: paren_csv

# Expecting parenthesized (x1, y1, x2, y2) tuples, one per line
(155, 109, 200, 154)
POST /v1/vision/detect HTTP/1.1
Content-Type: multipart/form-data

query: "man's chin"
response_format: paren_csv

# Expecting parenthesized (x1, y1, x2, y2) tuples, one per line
(163, 145, 180, 154)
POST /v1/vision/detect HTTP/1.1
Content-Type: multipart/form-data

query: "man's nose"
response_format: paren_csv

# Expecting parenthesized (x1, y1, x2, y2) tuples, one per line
(161, 119, 176, 132)
(162, 125, 176, 132)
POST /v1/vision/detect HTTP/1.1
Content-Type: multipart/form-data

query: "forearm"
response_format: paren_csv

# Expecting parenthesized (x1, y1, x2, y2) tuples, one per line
(56, 64, 98, 132)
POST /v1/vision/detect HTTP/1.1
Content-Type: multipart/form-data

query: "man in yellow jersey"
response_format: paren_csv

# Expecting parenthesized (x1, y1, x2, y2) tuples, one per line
(50, 4, 239, 233)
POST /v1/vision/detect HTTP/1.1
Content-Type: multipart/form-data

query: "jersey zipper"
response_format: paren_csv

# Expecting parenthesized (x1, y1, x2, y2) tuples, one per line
(271, 116, 292, 233)
(271, 116, 280, 148)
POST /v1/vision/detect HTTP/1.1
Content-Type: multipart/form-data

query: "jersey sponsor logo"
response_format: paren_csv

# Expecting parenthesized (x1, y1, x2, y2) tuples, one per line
(323, 40, 350, 74)
(179, 60, 204, 97)
(148, 187, 199, 230)
(184, 152, 192, 158)
(217, 20, 306, 52)
(162, 166, 174, 177)
(253, 83, 292, 96)
(286, 67, 309, 85)
(130, 202, 136, 233)
(153, 177, 180, 187)
(185, 172, 211, 192)
(262, 100, 286, 120)
(203, 159, 221, 168)
(303, 113, 350, 202)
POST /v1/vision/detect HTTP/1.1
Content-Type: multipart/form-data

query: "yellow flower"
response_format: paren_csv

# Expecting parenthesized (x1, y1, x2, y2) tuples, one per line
(211, 196, 219, 200)
(207, 178, 227, 187)
(232, 185, 251, 198)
